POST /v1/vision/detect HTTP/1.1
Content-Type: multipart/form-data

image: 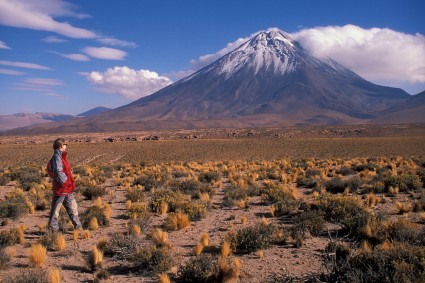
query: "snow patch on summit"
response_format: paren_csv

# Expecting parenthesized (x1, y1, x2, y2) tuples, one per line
(211, 30, 301, 79)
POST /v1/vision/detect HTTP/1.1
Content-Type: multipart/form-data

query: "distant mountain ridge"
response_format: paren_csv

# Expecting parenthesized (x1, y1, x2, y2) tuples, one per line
(78, 107, 111, 117)
(3, 29, 424, 134)
(0, 106, 111, 132)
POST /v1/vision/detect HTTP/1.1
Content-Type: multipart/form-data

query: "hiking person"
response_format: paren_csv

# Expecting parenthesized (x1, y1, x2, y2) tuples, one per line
(47, 138, 82, 232)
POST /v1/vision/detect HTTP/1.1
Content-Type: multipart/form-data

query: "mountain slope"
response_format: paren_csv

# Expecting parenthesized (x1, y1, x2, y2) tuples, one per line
(5, 30, 411, 134)
(373, 91, 425, 123)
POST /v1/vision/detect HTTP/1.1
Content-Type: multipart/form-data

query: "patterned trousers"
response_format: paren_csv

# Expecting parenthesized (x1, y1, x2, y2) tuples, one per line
(48, 193, 81, 232)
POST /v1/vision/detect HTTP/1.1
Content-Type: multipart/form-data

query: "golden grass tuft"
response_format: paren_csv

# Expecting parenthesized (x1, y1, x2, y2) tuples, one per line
(54, 233, 66, 251)
(194, 243, 204, 256)
(126, 200, 132, 210)
(29, 243, 47, 267)
(87, 245, 103, 271)
(4, 246, 16, 258)
(132, 224, 141, 235)
(94, 197, 102, 208)
(257, 250, 264, 259)
(241, 215, 247, 225)
(152, 228, 169, 246)
(200, 231, 209, 247)
(158, 273, 171, 283)
(160, 202, 169, 215)
(83, 230, 91, 239)
(72, 229, 79, 241)
(104, 203, 111, 219)
(89, 217, 99, 230)
(221, 241, 231, 258)
(50, 268, 60, 283)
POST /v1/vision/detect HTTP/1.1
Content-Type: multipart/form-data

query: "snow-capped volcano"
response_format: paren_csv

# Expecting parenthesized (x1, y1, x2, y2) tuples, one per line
(7, 29, 413, 134)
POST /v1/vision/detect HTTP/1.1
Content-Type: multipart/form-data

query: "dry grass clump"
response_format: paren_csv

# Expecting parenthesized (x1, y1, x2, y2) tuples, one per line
(80, 185, 106, 200)
(164, 211, 190, 231)
(395, 201, 413, 214)
(132, 245, 175, 273)
(50, 268, 60, 283)
(126, 187, 145, 202)
(29, 243, 47, 267)
(150, 189, 189, 213)
(2, 268, 50, 283)
(54, 233, 66, 251)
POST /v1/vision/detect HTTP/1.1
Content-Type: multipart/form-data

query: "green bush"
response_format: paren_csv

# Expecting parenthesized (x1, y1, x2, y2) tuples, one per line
(383, 174, 422, 192)
(292, 210, 326, 237)
(80, 186, 106, 200)
(80, 206, 109, 229)
(198, 171, 221, 183)
(132, 245, 174, 273)
(315, 194, 370, 236)
(180, 202, 208, 221)
(104, 233, 140, 260)
(178, 254, 218, 283)
(327, 242, 425, 283)
(150, 189, 189, 213)
(0, 228, 22, 248)
(227, 223, 275, 254)
(0, 248, 11, 270)
(0, 194, 30, 219)
(9, 167, 42, 191)
(2, 269, 49, 283)
(222, 185, 249, 208)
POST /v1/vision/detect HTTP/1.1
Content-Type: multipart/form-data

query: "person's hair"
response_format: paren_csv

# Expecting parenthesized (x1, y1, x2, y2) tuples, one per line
(53, 138, 66, 150)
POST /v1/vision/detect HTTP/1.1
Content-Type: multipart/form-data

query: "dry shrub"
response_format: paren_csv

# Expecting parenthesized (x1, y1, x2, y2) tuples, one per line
(181, 202, 208, 221)
(103, 233, 140, 260)
(80, 186, 106, 200)
(150, 189, 189, 213)
(126, 187, 145, 202)
(54, 233, 66, 251)
(83, 230, 91, 239)
(291, 210, 326, 237)
(164, 211, 190, 231)
(29, 244, 47, 267)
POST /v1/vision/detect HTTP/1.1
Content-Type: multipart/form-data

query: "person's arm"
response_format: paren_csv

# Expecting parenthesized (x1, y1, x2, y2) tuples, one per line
(52, 154, 68, 184)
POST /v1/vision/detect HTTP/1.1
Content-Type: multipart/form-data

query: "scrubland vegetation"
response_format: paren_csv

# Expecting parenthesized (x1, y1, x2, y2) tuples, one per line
(0, 135, 425, 282)
(0, 154, 424, 282)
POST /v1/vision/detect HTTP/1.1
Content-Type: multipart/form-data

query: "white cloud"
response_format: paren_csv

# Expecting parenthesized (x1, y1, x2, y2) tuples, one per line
(0, 41, 10, 49)
(83, 47, 127, 60)
(96, 37, 138, 48)
(25, 78, 64, 86)
(0, 69, 25, 75)
(0, 60, 51, 70)
(0, 0, 96, 39)
(48, 50, 90, 61)
(87, 66, 173, 99)
(43, 36, 68, 43)
(291, 24, 425, 83)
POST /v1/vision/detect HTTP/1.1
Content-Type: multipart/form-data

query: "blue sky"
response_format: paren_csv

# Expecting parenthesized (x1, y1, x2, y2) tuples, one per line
(0, 0, 424, 115)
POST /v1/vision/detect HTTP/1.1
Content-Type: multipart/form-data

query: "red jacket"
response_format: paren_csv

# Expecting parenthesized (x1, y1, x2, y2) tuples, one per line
(48, 150, 75, 196)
